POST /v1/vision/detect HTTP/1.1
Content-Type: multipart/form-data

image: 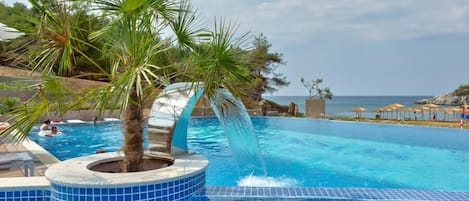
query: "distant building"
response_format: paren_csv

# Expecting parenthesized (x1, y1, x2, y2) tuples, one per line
(0, 22, 24, 42)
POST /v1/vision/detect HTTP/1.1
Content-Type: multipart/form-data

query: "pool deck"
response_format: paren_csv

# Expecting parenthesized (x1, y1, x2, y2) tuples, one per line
(0, 140, 59, 178)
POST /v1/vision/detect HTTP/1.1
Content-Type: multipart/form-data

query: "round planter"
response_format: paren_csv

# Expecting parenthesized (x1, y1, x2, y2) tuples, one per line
(45, 152, 208, 201)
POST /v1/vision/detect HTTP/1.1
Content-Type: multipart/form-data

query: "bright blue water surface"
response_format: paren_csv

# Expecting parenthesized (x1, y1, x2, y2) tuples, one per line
(28, 117, 469, 191)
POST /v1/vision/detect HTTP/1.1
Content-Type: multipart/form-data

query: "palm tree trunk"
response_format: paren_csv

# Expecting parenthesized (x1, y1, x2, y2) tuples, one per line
(122, 87, 144, 172)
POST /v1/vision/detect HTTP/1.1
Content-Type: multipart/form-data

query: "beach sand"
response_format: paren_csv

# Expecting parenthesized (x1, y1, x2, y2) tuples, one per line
(329, 116, 468, 129)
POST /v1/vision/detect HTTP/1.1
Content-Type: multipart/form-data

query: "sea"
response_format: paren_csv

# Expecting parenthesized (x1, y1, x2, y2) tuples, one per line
(264, 96, 433, 119)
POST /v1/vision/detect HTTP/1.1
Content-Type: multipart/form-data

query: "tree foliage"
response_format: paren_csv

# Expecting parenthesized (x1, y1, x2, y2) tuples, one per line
(300, 77, 333, 99)
(0, 2, 36, 63)
(453, 84, 469, 96)
(248, 34, 289, 100)
(0, 97, 19, 114)
(1, 3, 288, 101)
(0, 0, 256, 173)
(0, 1, 108, 74)
(0, 2, 35, 31)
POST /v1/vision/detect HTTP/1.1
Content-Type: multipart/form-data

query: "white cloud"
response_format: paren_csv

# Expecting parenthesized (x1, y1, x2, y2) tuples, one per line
(192, 0, 469, 42)
(6, 0, 469, 42)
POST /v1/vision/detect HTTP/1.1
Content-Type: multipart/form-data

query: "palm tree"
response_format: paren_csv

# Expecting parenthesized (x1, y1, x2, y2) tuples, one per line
(0, 0, 253, 172)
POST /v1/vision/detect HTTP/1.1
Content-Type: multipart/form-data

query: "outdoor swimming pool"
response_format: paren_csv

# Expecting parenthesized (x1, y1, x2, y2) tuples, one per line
(28, 117, 469, 191)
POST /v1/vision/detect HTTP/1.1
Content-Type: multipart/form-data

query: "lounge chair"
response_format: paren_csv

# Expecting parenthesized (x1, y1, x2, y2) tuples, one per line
(0, 152, 35, 176)
(0, 122, 10, 130)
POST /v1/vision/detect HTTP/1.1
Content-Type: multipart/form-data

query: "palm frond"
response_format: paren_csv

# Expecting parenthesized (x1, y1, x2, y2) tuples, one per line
(190, 19, 253, 99)
(169, 0, 204, 50)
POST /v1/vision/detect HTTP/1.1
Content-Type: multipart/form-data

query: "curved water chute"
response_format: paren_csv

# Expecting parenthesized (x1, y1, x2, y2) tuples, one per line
(148, 82, 204, 155)
(148, 82, 267, 176)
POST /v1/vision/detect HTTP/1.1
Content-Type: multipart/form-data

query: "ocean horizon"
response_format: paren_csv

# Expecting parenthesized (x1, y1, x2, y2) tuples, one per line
(264, 96, 433, 118)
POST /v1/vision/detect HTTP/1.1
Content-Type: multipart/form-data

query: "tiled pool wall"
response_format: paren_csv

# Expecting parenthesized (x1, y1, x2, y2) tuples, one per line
(192, 187, 469, 201)
(50, 172, 205, 201)
(3, 185, 469, 201)
(0, 188, 51, 201)
(0, 171, 205, 201)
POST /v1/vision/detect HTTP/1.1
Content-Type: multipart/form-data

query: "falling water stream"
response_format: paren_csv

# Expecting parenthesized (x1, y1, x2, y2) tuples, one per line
(208, 90, 267, 177)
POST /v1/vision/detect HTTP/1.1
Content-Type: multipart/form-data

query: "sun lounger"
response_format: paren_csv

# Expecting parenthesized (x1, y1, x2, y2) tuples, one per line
(0, 152, 35, 176)
(0, 122, 10, 130)
(103, 118, 120, 121)
(66, 119, 85, 123)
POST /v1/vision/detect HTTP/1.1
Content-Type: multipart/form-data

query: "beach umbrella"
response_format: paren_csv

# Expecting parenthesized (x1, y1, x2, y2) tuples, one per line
(442, 108, 456, 121)
(380, 107, 389, 119)
(375, 108, 385, 119)
(452, 107, 461, 121)
(387, 103, 405, 108)
(412, 108, 422, 120)
(384, 103, 405, 119)
(422, 103, 439, 120)
(381, 106, 390, 119)
(0, 23, 23, 42)
(422, 103, 439, 108)
(352, 107, 366, 119)
(418, 106, 429, 120)
(399, 107, 414, 120)
(383, 108, 393, 119)
(435, 108, 448, 121)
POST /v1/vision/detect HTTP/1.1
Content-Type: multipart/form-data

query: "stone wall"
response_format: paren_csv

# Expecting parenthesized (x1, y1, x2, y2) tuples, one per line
(191, 107, 262, 117)
(41, 110, 121, 122)
(304, 99, 325, 118)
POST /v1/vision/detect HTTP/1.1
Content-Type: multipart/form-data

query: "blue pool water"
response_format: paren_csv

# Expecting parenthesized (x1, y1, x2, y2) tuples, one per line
(28, 117, 469, 191)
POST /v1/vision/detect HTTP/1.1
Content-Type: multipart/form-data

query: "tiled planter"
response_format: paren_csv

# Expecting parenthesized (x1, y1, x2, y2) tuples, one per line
(45, 152, 208, 201)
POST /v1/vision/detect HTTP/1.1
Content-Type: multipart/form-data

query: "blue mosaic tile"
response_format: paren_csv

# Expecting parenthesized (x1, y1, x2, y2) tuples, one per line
(196, 187, 469, 201)
(3, 171, 469, 201)
(38, 171, 206, 201)
(0, 188, 51, 201)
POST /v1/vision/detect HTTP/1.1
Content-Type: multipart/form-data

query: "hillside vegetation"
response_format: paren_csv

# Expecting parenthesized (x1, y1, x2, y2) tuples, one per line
(453, 84, 469, 96)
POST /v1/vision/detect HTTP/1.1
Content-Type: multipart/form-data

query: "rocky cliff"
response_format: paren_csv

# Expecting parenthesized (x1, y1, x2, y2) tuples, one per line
(415, 94, 469, 106)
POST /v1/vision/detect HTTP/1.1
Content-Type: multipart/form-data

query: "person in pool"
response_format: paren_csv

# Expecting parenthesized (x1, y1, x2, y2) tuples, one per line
(40, 120, 51, 131)
(51, 126, 58, 135)
(46, 126, 64, 136)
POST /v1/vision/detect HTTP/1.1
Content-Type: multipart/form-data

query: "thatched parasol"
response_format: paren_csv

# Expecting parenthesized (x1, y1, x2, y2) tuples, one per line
(441, 108, 458, 121)
(422, 103, 439, 120)
(383, 103, 404, 119)
(352, 107, 366, 119)
(387, 103, 405, 108)
(398, 107, 414, 120)
(411, 108, 422, 120)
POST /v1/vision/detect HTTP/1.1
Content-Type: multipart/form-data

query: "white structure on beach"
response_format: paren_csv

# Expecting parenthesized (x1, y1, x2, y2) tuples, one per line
(0, 22, 23, 42)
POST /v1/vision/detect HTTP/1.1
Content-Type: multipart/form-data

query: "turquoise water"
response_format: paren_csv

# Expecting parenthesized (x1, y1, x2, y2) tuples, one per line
(265, 96, 433, 118)
(28, 117, 469, 191)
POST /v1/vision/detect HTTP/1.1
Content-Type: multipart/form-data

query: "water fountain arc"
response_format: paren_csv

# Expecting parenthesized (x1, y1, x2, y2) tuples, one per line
(148, 82, 266, 176)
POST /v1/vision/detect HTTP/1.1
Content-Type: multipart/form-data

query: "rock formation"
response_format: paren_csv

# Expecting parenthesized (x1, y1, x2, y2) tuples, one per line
(415, 94, 469, 106)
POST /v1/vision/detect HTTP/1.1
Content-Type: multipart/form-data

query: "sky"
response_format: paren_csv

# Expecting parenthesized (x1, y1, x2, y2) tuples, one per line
(4, 0, 469, 96)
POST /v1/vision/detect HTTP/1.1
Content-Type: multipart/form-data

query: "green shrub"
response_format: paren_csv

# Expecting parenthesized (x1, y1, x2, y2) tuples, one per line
(453, 84, 469, 96)
(0, 97, 20, 114)
(0, 82, 29, 91)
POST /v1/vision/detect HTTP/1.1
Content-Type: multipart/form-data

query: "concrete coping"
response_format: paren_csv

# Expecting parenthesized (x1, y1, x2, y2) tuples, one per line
(45, 152, 208, 187)
(22, 139, 60, 167)
(0, 177, 50, 189)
